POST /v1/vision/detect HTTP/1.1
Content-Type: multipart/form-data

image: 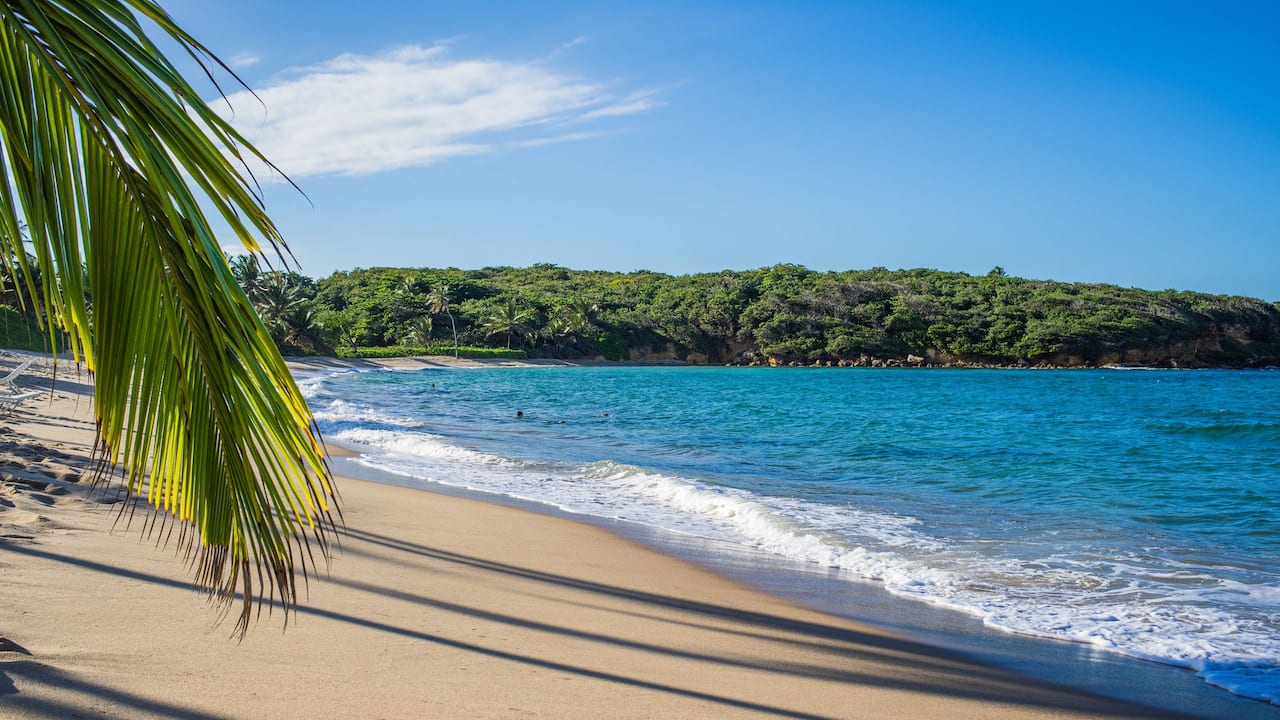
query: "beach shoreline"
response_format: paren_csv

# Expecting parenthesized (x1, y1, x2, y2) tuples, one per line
(285, 353, 1280, 373)
(0, 353, 1270, 718)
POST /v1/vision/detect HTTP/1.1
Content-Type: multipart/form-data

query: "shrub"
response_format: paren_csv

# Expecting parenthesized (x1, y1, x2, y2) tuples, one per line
(0, 305, 64, 352)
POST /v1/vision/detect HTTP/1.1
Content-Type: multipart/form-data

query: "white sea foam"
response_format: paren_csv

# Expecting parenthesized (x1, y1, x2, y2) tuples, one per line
(330, 427, 515, 467)
(303, 372, 428, 431)
(296, 368, 354, 386)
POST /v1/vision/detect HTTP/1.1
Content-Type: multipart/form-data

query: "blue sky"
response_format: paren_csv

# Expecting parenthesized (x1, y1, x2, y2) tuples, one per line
(166, 1, 1279, 299)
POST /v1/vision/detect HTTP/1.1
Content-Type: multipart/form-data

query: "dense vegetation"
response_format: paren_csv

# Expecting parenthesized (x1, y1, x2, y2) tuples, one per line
(0, 258, 65, 352)
(222, 260, 1280, 368)
(0, 305, 61, 352)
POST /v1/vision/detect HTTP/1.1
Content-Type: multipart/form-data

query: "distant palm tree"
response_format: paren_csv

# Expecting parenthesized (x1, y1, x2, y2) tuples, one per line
(542, 317, 571, 352)
(396, 274, 423, 315)
(283, 306, 326, 352)
(405, 316, 433, 347)
(398, 274, 420, 295)
(0, 0, 336, 634)
(231, 254, 265, 303)
(481, 301, 533, 349)
(254, 273, 303, 339)
(567, 299, 599, 332)
(425, 285, 459, 357)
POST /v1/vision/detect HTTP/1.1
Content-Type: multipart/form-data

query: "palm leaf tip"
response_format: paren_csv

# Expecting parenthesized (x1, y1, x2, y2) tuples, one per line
(0, 0, 339, 635)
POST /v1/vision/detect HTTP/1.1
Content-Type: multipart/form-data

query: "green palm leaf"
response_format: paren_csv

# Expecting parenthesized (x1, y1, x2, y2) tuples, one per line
(0, 0, 338, 634)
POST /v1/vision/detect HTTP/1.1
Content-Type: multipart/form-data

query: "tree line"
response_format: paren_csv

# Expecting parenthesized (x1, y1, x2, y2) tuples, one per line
(228, 260, 1280, 368)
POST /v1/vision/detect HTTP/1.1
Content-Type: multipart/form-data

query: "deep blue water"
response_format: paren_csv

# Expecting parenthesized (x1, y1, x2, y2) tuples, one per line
(301, 366, 1280, 706)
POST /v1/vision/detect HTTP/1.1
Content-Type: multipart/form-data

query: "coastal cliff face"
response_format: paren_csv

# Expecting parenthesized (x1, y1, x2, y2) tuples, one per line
(627, 342, 681, 362)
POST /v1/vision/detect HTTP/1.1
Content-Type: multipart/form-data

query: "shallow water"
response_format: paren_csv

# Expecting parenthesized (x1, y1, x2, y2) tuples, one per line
(301, 366, 1280, 707)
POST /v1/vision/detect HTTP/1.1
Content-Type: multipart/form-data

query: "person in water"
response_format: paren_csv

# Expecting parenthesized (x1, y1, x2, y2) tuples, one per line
(516, 410, 524, 418)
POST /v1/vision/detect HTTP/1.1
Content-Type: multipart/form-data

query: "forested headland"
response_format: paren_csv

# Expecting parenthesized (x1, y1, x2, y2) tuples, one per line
(220, 260, 1280, 368)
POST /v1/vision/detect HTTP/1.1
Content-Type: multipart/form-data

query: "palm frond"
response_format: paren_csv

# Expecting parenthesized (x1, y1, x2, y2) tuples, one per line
(0, 0, 338, 635)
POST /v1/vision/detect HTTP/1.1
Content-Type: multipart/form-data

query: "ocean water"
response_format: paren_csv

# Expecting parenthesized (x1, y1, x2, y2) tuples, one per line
(300, 365, 1280, 707)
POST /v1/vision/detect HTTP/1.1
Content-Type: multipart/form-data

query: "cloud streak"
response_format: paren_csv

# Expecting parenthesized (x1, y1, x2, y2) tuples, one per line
(212, 44, 658, 180)
(579, 89, 663, 121)
(229, 52, 260, 68)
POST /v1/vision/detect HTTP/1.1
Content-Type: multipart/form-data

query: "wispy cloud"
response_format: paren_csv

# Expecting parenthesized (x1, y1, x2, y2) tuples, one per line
(562, 36, 587, 50)
(229, 52, 260, 68)
(579, 89, 664, 121)
(511, 130, 607, 149)
(211, 44, 659, 180)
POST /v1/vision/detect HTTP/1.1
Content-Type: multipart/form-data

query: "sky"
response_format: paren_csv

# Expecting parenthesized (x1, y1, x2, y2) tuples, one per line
(162, 1, 1279, 299)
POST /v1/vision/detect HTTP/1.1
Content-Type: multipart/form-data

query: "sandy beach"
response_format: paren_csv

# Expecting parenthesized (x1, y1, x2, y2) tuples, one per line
(0, 354, 1197, 718)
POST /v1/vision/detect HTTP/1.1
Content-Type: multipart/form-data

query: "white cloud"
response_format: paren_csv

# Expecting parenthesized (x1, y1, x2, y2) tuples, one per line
(512, 131, 607, 149)
(578, 89, 664, 121)
(229, 52, 260, 68)
(562, 36, 587, 50)
(210, 44, 658, 180)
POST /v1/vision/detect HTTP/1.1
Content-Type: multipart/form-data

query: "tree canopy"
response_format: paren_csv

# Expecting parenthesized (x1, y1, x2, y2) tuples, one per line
(296, 264, 1280, 368)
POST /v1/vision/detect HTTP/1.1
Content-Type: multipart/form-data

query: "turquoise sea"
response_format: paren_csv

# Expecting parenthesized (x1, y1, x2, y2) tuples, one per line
(300, 366, 1280, 711)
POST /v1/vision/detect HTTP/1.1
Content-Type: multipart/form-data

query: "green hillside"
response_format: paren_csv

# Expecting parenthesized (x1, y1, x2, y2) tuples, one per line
(235, 260, 1279, 368)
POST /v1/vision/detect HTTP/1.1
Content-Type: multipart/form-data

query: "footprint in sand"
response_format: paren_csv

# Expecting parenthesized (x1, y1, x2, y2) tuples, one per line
(21, 492, 56, 507)
(5, 477, 50, 492)
(0, 507, 50, 527)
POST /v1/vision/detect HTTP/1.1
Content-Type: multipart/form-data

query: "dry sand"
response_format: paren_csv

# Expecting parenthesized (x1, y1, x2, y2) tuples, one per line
(0, 353, 1189, 719)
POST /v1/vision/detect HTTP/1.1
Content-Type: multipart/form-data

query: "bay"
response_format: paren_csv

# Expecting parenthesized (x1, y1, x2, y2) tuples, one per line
(301, 365, 1280, 709)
